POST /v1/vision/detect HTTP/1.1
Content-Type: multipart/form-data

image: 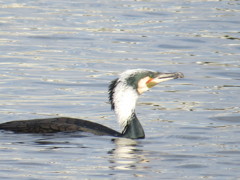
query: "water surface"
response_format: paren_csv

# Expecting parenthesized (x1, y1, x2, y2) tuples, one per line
(0, 0, 240, 179)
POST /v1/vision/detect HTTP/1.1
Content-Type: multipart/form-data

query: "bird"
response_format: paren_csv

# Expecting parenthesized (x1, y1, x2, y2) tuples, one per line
(0, 69, 183, 139)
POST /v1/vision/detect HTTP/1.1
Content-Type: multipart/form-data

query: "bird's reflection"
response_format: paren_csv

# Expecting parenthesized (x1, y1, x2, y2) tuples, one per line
(108, 138, 149, 171)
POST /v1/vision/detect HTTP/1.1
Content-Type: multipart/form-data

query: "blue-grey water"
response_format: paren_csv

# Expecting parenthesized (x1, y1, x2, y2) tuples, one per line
(0, 0, 240, 179)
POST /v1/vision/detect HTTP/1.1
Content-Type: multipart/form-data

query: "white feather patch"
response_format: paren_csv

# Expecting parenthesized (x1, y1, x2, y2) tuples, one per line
(112, 69, 153, 129)
(113, 80, 139, 129)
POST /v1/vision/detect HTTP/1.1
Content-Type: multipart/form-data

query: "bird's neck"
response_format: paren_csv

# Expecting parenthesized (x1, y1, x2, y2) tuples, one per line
(122, 113, 145, 139)
(113, 85, 145, 139)
(113, 84, 138, 127)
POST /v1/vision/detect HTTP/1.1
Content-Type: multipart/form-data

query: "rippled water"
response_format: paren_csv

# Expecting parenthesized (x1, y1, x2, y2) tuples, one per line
(0, 0, 240, 179)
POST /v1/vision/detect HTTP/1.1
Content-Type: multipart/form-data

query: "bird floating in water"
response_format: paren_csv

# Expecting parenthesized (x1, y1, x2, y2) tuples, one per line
(0, 69, 184, 139)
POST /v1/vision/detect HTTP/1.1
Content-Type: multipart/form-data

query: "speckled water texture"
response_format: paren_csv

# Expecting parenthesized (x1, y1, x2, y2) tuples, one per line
(0, 0, 240, 179)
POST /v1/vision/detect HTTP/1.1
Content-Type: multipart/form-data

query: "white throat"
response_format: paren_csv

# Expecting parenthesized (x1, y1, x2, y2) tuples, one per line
(113, 81, 139, 129)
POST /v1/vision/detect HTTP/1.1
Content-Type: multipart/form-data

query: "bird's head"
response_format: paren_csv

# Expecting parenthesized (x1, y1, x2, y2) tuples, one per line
(124, 69, 184, 95)
(109, 69, 183, 116)
(108, 69, 184, 136)
(109, 69, 184, 105)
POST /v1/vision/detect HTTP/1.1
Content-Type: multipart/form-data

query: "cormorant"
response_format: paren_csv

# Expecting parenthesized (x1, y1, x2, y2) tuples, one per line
(0, 69, 183, 139)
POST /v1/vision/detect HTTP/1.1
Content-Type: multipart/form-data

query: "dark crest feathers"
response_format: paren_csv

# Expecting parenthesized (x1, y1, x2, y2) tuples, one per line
(108, 78, 119, 110)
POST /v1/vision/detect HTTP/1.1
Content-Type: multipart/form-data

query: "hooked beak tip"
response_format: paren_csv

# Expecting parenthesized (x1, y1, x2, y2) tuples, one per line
(175, 72, 184, 79)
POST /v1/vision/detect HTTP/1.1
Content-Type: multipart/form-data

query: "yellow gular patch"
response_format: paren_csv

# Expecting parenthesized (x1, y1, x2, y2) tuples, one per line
(137, 76, 151, 94)
(146, 78, 157, 88)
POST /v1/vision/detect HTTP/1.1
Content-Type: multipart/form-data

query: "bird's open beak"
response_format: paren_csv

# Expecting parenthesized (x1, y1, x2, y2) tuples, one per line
(146, 72, 184, 88)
